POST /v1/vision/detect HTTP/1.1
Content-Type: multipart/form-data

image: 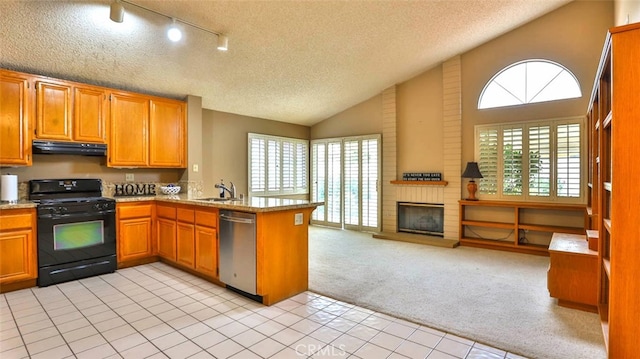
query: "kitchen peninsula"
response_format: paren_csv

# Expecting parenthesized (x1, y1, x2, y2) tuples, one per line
(0, 195, 321, 306)
(114, 195, 322, 306)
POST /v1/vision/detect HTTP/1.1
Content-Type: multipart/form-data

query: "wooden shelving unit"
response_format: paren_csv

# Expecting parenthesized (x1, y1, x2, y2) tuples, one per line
(458, 200, 586, 255)
(586, 22, 640, 357)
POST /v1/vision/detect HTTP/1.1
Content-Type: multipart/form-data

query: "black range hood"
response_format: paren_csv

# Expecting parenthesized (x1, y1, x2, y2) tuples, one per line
(32, 140, 107, 156)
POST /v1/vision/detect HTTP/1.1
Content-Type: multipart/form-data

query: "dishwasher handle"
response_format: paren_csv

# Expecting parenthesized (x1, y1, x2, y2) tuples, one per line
(220, 213, 255, 224)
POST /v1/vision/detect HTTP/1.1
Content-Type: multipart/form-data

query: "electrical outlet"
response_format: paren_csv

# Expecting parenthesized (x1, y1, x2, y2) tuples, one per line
(125, 173, 134, 182)
(193, 164, 199, 172)
(294, 213, 303, 225)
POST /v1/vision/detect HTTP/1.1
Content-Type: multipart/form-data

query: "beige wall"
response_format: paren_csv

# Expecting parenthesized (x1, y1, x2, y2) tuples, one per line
(310, 94, 382, 139)
(201, 110, 309, 198)
(397, 66, 443, 176)
(615, 0, 640, 25)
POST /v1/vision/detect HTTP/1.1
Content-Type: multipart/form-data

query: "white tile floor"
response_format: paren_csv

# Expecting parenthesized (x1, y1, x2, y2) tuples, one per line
(0, 262, 528, 359)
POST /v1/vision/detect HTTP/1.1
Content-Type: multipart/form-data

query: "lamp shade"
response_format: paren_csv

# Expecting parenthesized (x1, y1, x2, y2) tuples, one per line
(462, 162, 483, 179)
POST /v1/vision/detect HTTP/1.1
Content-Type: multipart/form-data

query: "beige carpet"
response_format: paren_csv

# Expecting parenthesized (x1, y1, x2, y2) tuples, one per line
(308, 226, 606, 359)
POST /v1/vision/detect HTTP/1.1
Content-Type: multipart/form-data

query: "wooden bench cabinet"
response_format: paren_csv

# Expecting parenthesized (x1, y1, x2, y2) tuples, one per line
(547, 233, 598, 312)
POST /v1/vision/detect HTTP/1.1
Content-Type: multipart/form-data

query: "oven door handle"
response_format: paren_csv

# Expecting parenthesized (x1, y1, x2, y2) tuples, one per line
(40, 209, 115, 220)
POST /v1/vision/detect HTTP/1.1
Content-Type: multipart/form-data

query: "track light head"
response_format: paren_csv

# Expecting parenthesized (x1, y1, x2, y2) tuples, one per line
(167, 19, 182, 42)
(109, 0, 124, 23)
(217, 34, 228, 51)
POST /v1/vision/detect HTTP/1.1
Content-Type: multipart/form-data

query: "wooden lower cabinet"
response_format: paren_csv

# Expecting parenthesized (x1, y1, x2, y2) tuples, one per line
(157, 218, 177, 261)
(177, 222, 195, 268)
(0, 208, 37, 291)
(116, 202, 154, 266)
(195, 209, 218, 278)
(156, 203, 218, 279)
(156, 204, 177, 261)
(176, 207, 195, 268)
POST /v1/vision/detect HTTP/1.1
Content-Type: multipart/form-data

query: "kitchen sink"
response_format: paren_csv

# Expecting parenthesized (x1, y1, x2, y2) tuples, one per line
(196, 197, 239, 202)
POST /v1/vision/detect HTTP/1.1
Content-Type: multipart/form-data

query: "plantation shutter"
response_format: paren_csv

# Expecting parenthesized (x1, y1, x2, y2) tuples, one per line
(267, 140, 280, 191)
(311, 142, 326, 221)
(502, 127, 523, 196)
(528, 125, 551, 197)
(478, 128, 499, 195)
(556, 123, 581, 197)
(361, 139, 379, 228)
(282, 142, 294, 191)
(296, 142, 308, 191)
(327, 142, 342, 224)
(249, 133, 308, 196)
(343, 140, 359, 226)
(249, 137, 266, 193)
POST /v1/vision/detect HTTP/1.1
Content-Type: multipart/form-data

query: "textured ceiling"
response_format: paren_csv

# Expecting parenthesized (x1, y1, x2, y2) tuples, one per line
(0, 0, 571, 126)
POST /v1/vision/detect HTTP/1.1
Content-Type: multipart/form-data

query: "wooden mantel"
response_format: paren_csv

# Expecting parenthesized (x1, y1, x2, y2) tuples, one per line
(390, 180, 448, 186)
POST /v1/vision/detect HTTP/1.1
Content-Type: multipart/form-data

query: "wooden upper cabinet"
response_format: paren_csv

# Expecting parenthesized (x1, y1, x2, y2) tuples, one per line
(109, 92, 186, 168)
(74, 85, 107, 143)
(0, 70, 32, 166)
(109, 92, 149, 167)
(36, 80, 72, 141)
(36, 80, 107, 143)
(149, 99, 186, 167)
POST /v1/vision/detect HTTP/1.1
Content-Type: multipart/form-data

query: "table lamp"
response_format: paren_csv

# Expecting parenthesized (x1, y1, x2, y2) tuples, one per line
(462, 162, 483, 201)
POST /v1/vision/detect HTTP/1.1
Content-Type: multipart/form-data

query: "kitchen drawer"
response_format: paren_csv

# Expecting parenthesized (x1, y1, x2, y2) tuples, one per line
(195, 210, 218, 228)
(157, 204, 176, 219)
(0, 210, 34, 231)
(177, 207, 194, 223)
(118, 203, 153, 219)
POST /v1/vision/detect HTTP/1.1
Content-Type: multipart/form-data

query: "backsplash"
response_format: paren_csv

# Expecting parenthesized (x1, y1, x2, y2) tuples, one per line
(15, 180, 203, 200)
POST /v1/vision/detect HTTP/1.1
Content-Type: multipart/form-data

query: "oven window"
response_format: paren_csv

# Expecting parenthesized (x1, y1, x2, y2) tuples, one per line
(53, 220, 104, 250)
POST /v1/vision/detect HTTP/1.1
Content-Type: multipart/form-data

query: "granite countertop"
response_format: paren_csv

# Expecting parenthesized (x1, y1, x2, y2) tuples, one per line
(113, 194, 323, 212)
(0, 201, 38, 210)
(0, 196, 322, 213)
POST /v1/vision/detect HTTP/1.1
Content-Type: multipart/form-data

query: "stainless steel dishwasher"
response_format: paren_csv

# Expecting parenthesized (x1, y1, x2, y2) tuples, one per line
(219, 210, 257, 295)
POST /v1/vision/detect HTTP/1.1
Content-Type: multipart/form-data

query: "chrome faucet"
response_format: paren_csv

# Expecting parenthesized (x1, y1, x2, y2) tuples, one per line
(215, 180, 236, 199)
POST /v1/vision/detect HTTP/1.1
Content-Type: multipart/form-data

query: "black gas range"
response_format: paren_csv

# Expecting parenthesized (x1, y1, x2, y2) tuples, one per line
(29, 179, 116, 287)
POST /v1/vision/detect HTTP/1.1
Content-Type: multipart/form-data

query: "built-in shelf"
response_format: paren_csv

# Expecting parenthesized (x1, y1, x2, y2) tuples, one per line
(603, 111, 613, 128)
(458, 200, 586, 256)
(603, 259, 611, 278)
(603, 218, 612, 233)
(390, 180, 448, 186)
(604, 182, 612, 192)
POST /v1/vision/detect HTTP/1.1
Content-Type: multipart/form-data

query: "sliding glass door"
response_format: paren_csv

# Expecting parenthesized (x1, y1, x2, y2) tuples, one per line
(311, 135, 380, 231)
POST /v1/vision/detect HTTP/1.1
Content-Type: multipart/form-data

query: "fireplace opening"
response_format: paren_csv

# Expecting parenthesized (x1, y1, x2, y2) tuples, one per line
(397, 202, 444, 237)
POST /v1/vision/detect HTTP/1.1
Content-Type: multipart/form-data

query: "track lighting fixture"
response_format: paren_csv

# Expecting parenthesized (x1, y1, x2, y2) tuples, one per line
(167, 19, 182, 42)
(217, 35, 228, 51)
(108, 0, 228, 51)
(109, 0, 124, 23)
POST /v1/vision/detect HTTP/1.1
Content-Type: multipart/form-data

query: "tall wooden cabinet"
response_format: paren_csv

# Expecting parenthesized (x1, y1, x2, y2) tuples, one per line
(587, 23, 640, 357)
(0, 70, 32, 166)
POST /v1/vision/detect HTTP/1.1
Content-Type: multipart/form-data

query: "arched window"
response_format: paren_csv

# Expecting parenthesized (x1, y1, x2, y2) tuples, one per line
(478, 59, 581, 109)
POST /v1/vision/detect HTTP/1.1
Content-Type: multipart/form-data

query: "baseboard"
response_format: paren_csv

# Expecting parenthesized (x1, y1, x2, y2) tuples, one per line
(372, 232, 459, 248)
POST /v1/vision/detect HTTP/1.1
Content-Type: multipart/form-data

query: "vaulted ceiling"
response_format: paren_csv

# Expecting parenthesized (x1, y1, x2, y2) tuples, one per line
(1, 0, 571, 126)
